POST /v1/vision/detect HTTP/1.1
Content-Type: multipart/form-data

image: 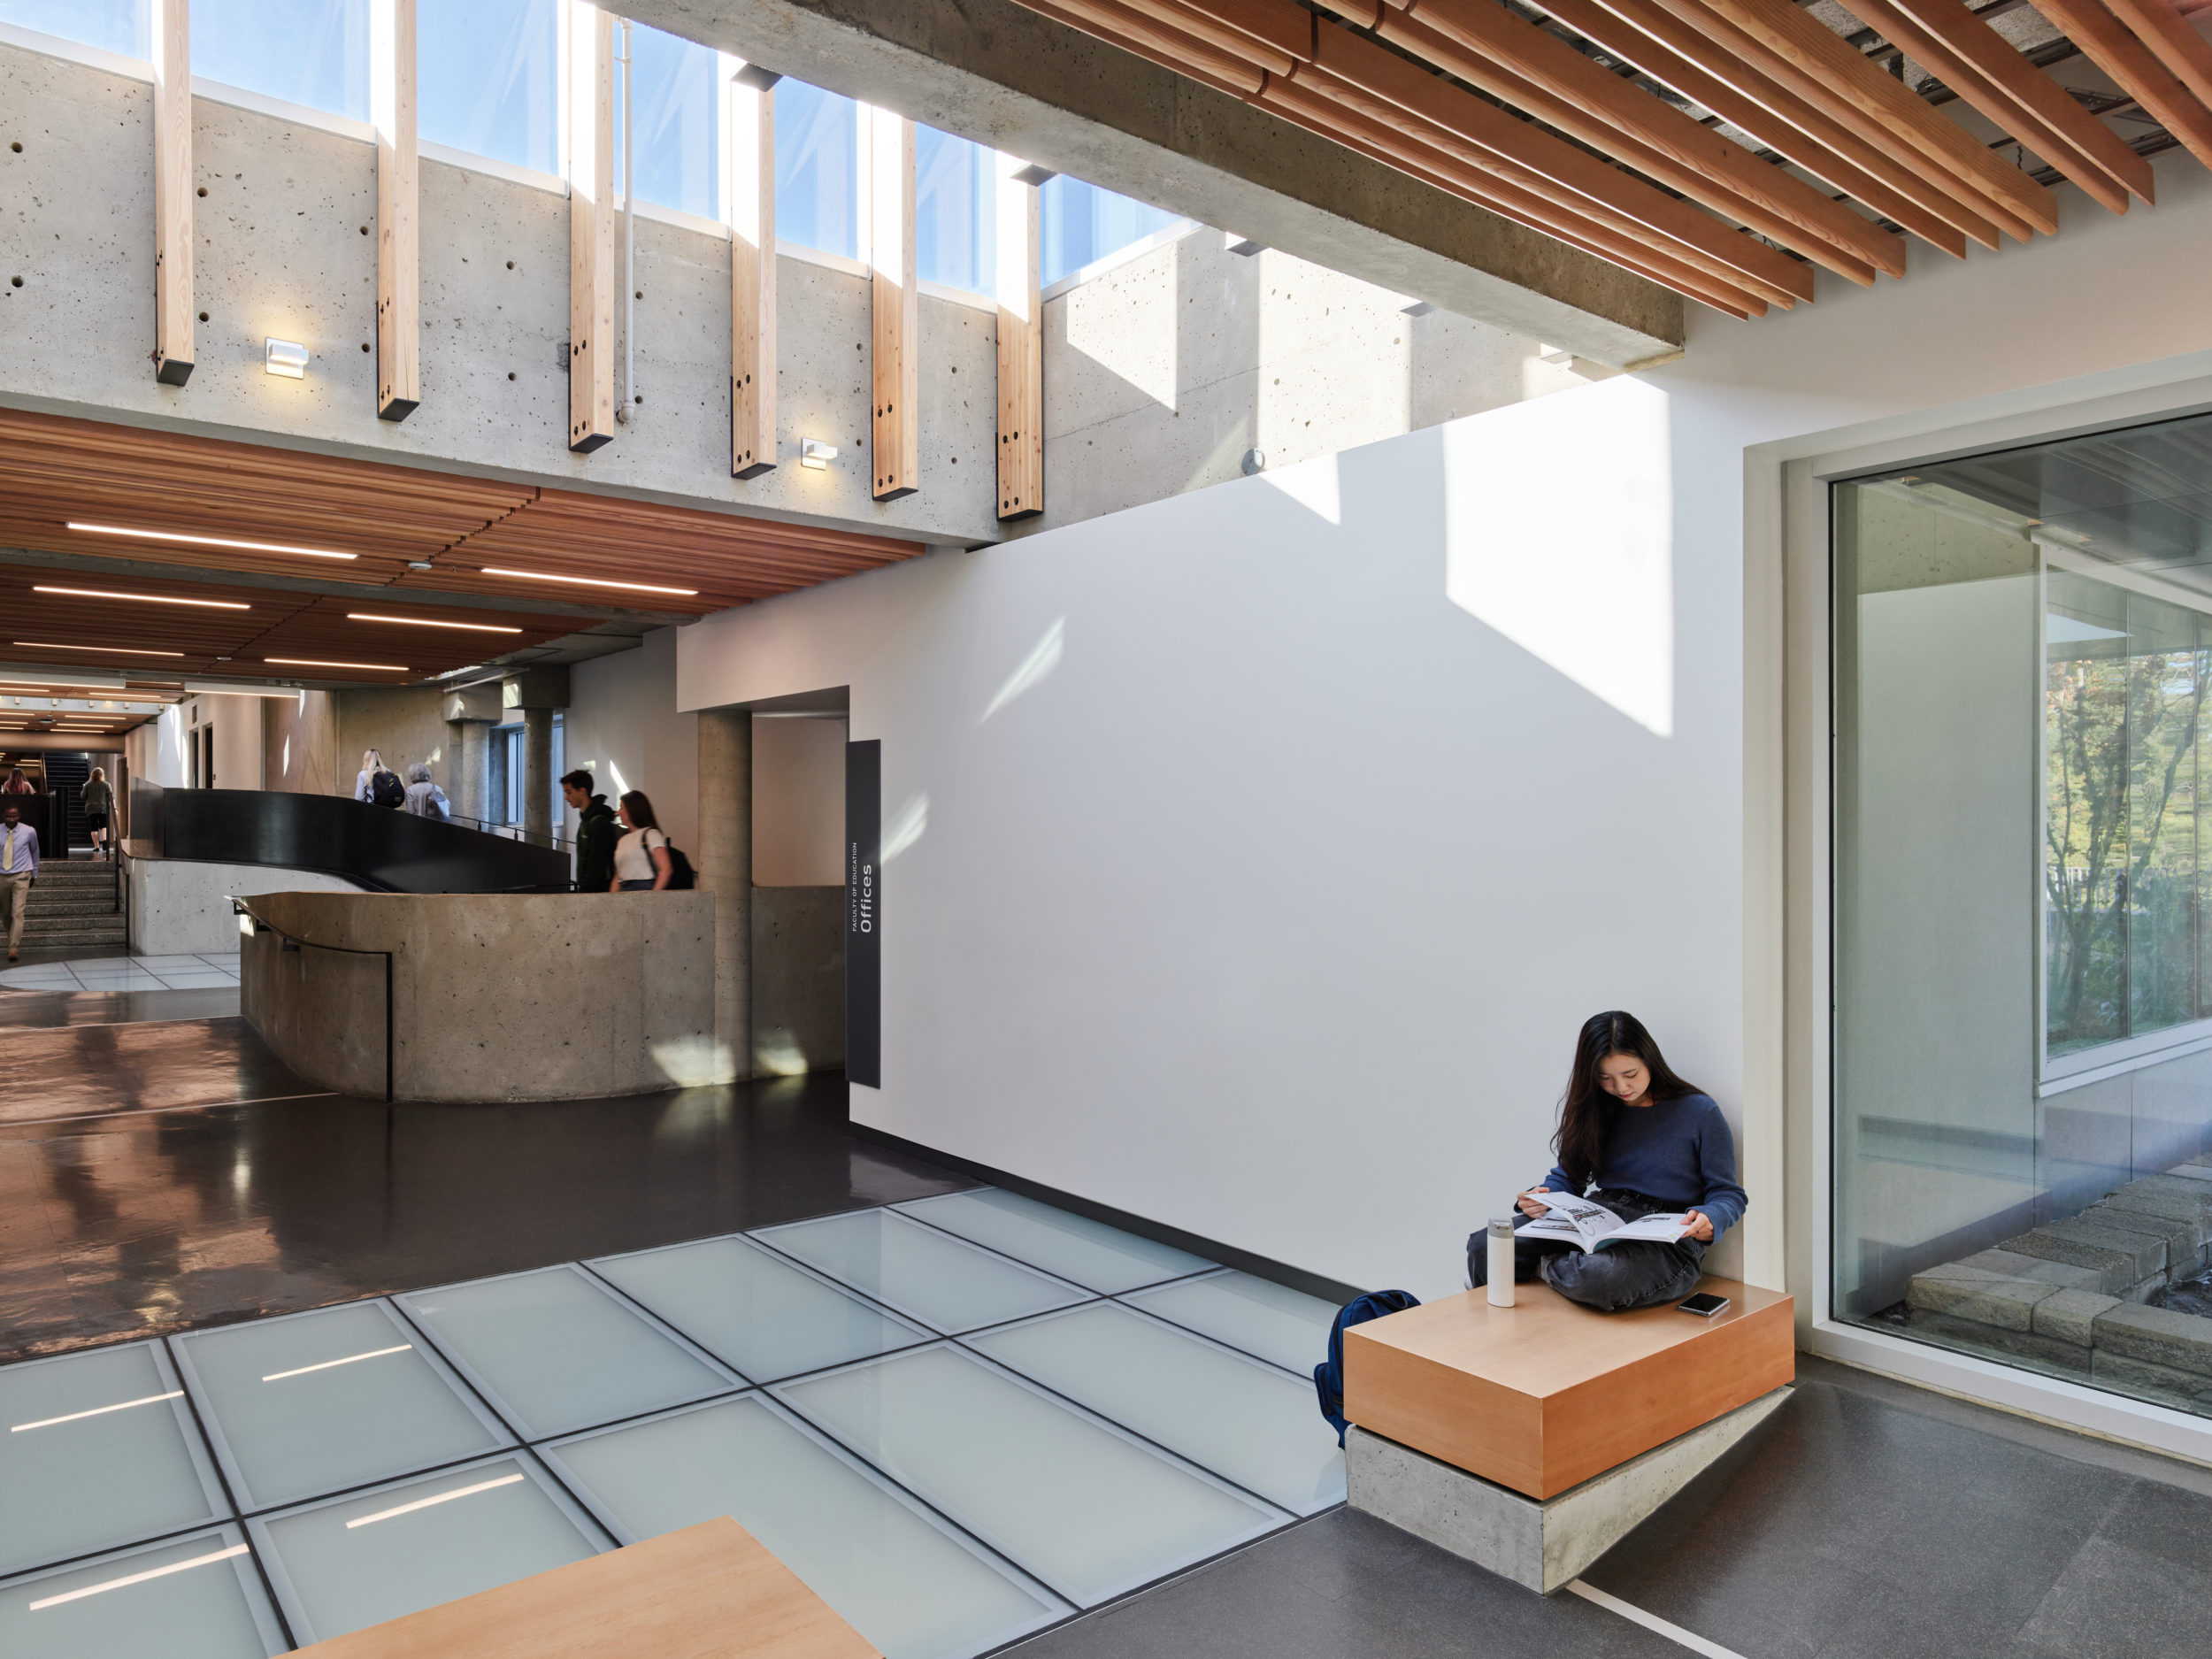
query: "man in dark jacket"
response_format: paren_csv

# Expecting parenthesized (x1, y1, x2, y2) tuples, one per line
(563, 771, 620, 893)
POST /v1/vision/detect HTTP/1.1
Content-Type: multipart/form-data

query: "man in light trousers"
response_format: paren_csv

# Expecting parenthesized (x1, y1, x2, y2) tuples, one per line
(0, 801, 38, 963)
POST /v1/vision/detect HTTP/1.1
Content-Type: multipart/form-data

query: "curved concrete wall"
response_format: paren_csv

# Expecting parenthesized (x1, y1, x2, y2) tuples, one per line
(241, 890, 718, 1103)
(127, 856, 366, 957)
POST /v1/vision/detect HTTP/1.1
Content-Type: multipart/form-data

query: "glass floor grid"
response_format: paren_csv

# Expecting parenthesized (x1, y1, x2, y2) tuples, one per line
(0, 1191, 1342, 1658)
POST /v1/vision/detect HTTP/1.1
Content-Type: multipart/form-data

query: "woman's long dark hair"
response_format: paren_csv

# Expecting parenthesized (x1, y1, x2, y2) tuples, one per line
(618, 790, 661, 832)
(1553, 1011, 1703, 1189)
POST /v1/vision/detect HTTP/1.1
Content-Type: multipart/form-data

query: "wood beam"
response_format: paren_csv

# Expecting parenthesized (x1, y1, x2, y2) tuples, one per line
(1304, 26, 1812, 303)
(372, 0, 420, 421)
(150, 0, 193, 387)
(2101, 0, 2212, 110)
(2033, 0, 2212, 170)
(869, 107, 919, 502)
(567, 3, 616, 454)
(1845, 0, 2152, 210)
(730, 70, 777, 479)
(995, 154, 1044, 521)
(1377, 2, 1896, 281)
(1531, 0, 1985, 254)
(1656, 0, 2055, 236)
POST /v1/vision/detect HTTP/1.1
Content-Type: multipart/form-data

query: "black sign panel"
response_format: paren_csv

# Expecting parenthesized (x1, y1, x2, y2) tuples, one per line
(845, 739, 881, 1088)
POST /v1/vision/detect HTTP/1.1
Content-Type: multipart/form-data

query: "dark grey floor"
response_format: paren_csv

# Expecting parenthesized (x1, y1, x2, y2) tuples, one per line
(1011, 1356, 2212, 1659)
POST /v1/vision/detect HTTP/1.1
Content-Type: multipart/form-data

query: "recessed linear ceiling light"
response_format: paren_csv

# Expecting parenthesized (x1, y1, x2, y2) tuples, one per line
(347, 612, 522, 634)
(265, 657, 410, 672)
(34, 585, 252, 611)
(14, 641, 185, 657)
(478, 567, 698, 596)
(66, 522, 359, 561)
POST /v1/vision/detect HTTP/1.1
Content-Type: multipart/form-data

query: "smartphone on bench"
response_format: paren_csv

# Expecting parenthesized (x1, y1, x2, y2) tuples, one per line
(1678, 1292, 1730, 1317)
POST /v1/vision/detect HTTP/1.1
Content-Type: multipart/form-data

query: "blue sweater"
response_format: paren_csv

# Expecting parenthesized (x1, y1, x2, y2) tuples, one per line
(1540, 1094, 1747, 1240)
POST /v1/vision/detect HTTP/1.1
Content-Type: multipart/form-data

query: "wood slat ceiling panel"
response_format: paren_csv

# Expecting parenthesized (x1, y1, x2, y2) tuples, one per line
(242, 595, 585, 680)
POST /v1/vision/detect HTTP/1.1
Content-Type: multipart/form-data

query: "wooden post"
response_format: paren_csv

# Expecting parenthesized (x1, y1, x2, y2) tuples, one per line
(150, 0, 194, 387)
(995, 153, 1043, 521)
(730, 68, 777, 479)
(567, 3, 615, 454)
(868, 107, 918, 502)
(373, 0, 419, 421)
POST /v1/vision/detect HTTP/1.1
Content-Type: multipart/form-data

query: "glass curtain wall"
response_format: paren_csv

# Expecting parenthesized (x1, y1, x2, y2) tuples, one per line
(916, 127, 993, 297)
(1041, 175, 1184, 286)
(194, 0, 370, 120)
(418, 0, 557, 176)
(0, 0, 148, 57)
(618, 20, 718, 220)
(1835, 412, 2212, 1419)
(775, 80, 859, 259)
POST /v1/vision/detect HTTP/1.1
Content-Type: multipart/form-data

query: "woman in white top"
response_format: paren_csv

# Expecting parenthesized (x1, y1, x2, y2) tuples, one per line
(355, 749, 385, 804)
(611, 790, 672, 891)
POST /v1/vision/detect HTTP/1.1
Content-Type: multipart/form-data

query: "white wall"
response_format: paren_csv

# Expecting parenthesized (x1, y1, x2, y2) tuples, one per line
(754, 716, 847, 887)
(565, 630, 699, 857)
(676, 155, 2212, 1304)
(181, 695, 265, 792)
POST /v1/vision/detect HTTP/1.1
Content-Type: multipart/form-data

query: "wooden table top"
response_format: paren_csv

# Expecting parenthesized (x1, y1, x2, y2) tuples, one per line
(293, 1517, 879, 1658)
(1347, 1276, 1790, 1399)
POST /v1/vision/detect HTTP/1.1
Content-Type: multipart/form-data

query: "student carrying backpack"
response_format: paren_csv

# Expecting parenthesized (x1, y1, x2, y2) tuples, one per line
(1313, 1289, 1421, 1446)
(370, 766, 405, 809)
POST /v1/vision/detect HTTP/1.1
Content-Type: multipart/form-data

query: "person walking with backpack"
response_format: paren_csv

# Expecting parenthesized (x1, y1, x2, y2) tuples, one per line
(355, 749, 404, 808)
(401, 762, 450, 820)
(563, 770, 618, 894)
(611, 791, 673, 891)
(82, 766, 114, 859)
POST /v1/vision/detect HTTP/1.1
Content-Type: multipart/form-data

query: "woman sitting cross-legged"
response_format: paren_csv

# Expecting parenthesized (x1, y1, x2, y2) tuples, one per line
(1470, 1010, 1747, 1313)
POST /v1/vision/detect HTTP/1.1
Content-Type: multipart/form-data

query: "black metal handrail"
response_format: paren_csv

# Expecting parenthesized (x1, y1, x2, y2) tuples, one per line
(233, 898, 394, 1104)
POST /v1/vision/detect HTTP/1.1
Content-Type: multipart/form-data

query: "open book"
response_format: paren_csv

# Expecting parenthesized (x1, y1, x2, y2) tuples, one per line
(1517, 1193, 1695, 1254)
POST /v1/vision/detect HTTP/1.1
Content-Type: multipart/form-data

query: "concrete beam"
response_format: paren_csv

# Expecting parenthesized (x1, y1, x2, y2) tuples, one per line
(608, 0, 1685, 367)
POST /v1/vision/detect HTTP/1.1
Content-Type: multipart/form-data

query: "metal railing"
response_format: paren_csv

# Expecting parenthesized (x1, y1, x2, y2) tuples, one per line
(233, 899, 395, 1105)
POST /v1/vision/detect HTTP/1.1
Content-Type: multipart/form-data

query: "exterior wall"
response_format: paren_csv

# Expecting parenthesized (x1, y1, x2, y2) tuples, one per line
(754, 716, 846, 887)
(127, 855, 365, 956)
(675, 153, 2212, 1308)
(564, 628, 699, 856)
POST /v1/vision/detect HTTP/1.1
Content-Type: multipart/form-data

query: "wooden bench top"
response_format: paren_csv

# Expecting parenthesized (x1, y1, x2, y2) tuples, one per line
(294, 1517, 880, 1658)
(1344, 1276, 1793, 1498)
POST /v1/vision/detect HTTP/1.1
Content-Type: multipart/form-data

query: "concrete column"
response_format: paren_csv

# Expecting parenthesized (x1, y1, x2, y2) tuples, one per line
(698, 708, 752, 1082)
(449, 720, 488, 824)
(522, 707, 554, 843)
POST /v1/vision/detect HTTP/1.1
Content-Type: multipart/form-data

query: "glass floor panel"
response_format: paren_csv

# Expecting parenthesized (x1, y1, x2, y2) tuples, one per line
(967, 1302, 1347, 1515)
(172, 1300, 511, 1511)
(0, 1340, 227, 1577)
(544, 1394, 1067, 1659)
(396, 1265, 740, 1440)
(1122, 1269, 1338, 1375)
(249, 1453, 607, 1646)
(777, 1344, 1286, 1607)
(756, 1209, 1089, 1334)
(894, 1189, 1213, 1294)
(588, 1233, 933, 1383)
(0, 1525, 283, 1659)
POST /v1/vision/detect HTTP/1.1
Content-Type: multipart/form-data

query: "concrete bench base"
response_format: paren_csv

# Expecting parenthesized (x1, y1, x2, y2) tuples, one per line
(1347, 1386, 1791, 1594)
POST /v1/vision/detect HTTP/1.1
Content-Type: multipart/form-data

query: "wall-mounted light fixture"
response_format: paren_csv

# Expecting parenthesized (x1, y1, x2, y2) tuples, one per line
(265, 338, 310, 379)
(801, 440, 839, 470)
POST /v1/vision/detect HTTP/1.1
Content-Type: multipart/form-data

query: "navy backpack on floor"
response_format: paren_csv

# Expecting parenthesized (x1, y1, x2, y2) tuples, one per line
(1313, 1290, 1421, 1446)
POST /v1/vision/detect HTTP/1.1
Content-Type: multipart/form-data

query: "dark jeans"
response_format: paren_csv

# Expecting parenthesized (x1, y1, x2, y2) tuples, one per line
(1466, 1190, 1705, 1313)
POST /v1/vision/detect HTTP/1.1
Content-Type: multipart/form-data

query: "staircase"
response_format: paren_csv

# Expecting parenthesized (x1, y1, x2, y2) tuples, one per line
(20, 857, 126, 952)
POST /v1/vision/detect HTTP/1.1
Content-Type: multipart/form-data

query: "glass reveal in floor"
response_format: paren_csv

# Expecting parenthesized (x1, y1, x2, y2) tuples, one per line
(0, 1193, 1325, 1657)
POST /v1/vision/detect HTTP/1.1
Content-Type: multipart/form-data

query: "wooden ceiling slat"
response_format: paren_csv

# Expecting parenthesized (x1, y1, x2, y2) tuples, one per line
(1371, 3, 1895, 283)
(2101, 0, 2212, 110)
(1302, 25, 1812, 302)
(2032, 0, 2212, 171)
(1023, 0, 1270, 89)
(1665, 0, 2055, 236)
(1261, 69, 1769, 312)
(1116, 0, 1304, 71)
(1531, 0, 1989, 253)
(1847, 0, 2154, 209)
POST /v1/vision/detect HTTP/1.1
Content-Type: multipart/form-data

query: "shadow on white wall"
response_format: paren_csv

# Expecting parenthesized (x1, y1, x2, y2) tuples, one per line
(1442, 379, 1675, 737)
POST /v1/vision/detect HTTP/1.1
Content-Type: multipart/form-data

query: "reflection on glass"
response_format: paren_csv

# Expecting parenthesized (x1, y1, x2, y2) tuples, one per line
(1041, 176, 1183, 287)
(0, 0, 148, 57)
(1834, 411, 2212, 1425)
(918, 128, 993, 297)
(194, 0, 370, 122)
(618, 19, 718, 220)
(776, 80, 858, 258)
(419, 0, 557, 176)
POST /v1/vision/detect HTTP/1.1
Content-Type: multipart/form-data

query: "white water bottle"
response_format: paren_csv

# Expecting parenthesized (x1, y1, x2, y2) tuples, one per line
(1486, 1217, 1516, 1307)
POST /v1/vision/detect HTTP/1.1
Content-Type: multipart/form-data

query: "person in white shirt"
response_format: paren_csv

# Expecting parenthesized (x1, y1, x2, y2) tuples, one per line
(355, 749, 385, 804)
(0, 802, 39, 962)
(611, 791, 672, 891)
